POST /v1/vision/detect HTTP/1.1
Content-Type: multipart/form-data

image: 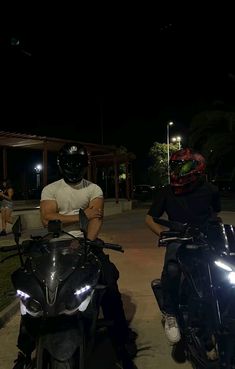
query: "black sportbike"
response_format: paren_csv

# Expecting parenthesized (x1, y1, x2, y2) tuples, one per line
(0, 210, 126, 369)
(151, 217, 235, 369)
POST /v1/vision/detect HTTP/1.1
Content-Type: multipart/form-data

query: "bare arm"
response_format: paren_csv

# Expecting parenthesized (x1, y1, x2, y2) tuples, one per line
(40, 199, 103, 228)
(87, 197, 104, 240)
(0, 188, 14, 201)
(145, 214, 167, 236)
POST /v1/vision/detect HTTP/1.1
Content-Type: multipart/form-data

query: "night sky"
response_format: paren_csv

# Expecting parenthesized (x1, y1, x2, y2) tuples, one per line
(1, 7, 235, 159)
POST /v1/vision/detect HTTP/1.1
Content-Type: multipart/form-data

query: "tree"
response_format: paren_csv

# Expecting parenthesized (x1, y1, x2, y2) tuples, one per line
(189, 109, 235, 181)
(148, 142, 178, 186)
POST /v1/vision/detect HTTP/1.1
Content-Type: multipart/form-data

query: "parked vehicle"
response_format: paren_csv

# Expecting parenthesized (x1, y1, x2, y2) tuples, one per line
(133, 185, 156, 201)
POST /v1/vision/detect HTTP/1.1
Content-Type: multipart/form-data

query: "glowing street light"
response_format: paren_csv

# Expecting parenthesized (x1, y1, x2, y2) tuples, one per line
(172, 136, 182, 149)
(167, 121, 174, 184)
(34, 164, 42, 188)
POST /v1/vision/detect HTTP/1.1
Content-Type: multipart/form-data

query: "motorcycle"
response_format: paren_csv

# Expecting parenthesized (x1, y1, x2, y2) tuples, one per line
(151, 217, 235, 369)
(0, 210, 125, 369)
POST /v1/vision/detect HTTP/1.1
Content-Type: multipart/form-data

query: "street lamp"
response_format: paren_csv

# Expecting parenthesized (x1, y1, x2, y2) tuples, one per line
(172, 136, 182, 149)
(34, 164, 42, 189)
(167, 121, 174, 184)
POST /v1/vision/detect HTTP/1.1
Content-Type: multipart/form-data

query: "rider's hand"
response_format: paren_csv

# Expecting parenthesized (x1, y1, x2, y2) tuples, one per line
(87, 238, 104, 248)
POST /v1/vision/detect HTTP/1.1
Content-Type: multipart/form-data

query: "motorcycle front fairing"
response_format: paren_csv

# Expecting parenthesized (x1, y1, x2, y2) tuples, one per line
(12, 237, 102, 360)
(12, 237, 101, 316)
(177, 230, 235, 333)
(209, 254, 235, 332)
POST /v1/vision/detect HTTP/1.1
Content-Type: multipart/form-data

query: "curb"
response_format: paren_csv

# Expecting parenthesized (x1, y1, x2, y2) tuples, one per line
(0, 299, 19, 328)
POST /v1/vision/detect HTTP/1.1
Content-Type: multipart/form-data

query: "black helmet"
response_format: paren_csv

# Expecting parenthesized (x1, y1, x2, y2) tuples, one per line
(57, 143, 88, 183)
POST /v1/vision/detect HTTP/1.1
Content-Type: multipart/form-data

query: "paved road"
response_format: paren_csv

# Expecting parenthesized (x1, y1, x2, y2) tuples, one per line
(0, 208, 234, 369)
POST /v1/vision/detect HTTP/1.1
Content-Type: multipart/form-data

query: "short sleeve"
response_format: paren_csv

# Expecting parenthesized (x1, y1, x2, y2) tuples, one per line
(90, 184, 103, 201)
(41, 184, 56, 201)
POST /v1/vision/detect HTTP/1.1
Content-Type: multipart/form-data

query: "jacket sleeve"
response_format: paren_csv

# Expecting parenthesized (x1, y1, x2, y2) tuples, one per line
(147, 187, 166, 218)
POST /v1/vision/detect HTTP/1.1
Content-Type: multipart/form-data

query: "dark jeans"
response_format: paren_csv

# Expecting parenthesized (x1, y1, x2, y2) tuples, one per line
(17, 251, 129, 355)
(161, 242, 181, 315)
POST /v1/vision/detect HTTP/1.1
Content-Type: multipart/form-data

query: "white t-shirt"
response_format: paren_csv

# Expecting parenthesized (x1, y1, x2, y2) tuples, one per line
(41, 178, 103, 215)
(41, 178, 103, 236)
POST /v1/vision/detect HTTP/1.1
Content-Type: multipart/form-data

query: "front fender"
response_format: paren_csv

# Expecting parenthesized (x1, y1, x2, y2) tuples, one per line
(40, 325, 83, 361)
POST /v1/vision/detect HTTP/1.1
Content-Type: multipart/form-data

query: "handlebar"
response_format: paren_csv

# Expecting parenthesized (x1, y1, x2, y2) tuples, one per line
(103, 243, 124, 253)
(159, 236, 194, 245)
(153, 218, 208, 247)
(84, 239, 124, 253)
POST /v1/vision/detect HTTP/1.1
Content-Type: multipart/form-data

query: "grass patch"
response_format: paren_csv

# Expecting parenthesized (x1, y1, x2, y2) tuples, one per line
(0, 253, 21, 311)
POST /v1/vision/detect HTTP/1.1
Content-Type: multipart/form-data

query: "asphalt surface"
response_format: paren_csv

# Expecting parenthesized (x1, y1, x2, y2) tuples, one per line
(0, 207, 235, 369)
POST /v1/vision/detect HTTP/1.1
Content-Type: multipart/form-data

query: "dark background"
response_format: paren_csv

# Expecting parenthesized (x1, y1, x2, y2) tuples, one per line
(1, 5, 235, 181)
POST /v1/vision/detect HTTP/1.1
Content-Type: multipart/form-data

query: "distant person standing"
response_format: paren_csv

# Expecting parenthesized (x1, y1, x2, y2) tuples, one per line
(0, 179, 14, 236)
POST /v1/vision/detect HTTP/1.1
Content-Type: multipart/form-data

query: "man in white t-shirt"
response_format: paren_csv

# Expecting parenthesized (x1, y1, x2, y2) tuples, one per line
(40, 143, 103, 239)
(13, 143, 137, 369)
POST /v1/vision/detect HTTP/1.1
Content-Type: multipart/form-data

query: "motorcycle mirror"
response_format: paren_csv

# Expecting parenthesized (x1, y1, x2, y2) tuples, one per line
(79, 209, 88, 237)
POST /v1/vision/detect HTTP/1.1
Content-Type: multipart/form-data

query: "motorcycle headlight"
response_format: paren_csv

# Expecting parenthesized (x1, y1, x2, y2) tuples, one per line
(215, 260, 235, 285)
(18, 291, 43, 317)
(63, 286, 93, 315)
(74, 285, 91, 296)
(26, 299, 42, 314)
(74, 285, 93, 311)
(214, 260, 233, 272)
(228, 272, 235, 284)
(16, 289, 30, 300)
(78, 293, 93, 312)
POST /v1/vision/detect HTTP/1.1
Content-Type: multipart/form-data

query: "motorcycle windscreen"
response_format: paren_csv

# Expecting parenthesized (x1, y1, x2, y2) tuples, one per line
(207, 222, 235, 254)
(30, 238, 87, 292)
(224, 224, 235, 254)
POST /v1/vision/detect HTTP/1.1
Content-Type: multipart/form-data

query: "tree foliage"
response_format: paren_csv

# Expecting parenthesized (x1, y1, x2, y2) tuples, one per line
(148, 142, 178, 186)
(189, 110, 235, 181)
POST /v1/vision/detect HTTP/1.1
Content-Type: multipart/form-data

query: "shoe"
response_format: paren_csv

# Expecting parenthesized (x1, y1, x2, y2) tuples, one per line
(164, 314, 181, 344)
(206, 347, 218, 361)
(0, 230, 7, 236)
(12, 352, 32, 369)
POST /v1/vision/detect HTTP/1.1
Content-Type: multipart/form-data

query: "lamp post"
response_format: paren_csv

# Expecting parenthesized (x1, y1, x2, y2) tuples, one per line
(34, 164, 42, 189)
(172, 136, 182, 149)
(167, 121, 174, 184)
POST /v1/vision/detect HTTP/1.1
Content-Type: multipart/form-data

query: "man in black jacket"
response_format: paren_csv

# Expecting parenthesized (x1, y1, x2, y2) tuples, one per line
(145, 148, 221, 344)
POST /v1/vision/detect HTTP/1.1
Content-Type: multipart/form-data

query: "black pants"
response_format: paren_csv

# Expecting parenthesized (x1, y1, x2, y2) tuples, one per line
(161, 242, 181, 315)
(17, 252, 129, 355)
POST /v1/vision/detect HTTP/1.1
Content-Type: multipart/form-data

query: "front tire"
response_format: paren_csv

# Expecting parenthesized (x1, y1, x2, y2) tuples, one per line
(36, 337, 83, 369)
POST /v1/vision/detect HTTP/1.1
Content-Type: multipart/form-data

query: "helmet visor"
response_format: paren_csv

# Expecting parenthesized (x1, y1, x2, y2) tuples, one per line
(170, 160, 198, 176)
(60, 154, 88, 171)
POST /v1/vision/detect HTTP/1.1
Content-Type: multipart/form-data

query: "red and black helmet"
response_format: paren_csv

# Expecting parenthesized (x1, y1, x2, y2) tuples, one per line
(170, 148, 206, 193)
